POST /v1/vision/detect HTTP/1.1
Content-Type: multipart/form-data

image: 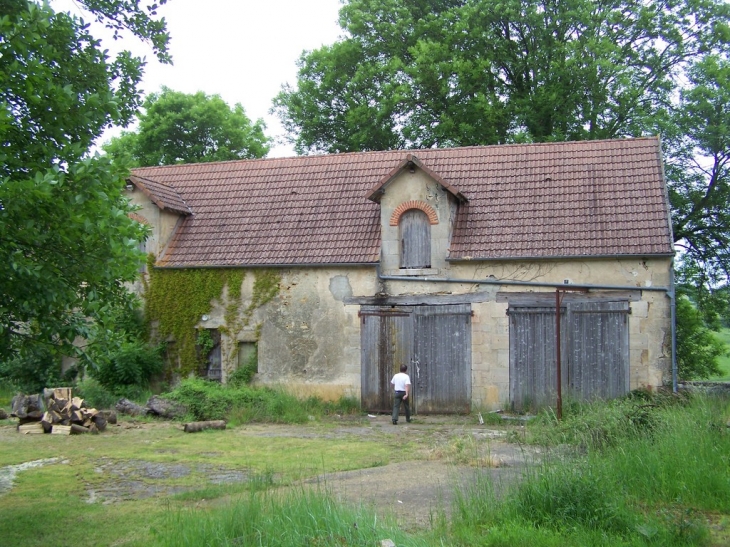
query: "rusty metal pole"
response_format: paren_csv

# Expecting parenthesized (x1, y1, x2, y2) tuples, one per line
(556, 289, 562, 420)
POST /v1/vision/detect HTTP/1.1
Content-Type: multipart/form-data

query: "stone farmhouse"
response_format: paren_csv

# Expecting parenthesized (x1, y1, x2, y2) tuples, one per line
(127, 137, 675, 413)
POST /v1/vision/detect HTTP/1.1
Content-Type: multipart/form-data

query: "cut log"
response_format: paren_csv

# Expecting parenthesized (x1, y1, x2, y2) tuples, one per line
(71, 397, 85, 410)
(101, 410, 117, 424)
(11, 394, 27, 418)
(89, 423, 99, 435)
(183, 420, 227, 433)
(115, 398, 147, 417)
(0, 408, 7, 420)
(71, 409, 84, 423)
(18, 423, 44, 434)
(91, 414, 108, 432)
(41, 411, 53, 431)
(146, 395, 187, 419)
(70, 424, 90, 434)
(53, 387, 72, 401)
(51, 425, 72, 435)
(18, 411, 44, 425)
(26, 394, 44, 413)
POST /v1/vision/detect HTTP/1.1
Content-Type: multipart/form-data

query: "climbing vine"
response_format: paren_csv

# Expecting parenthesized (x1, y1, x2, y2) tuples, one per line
(143, 255, 280, 378)
(220, 269, 282, 375)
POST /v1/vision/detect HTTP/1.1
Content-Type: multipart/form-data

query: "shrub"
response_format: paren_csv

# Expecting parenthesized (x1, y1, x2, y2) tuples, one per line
(0, 343, 63, 394)
(74, 378, 117, 409)
(90, 339, 164, 393)
(676, 295, 726, 380)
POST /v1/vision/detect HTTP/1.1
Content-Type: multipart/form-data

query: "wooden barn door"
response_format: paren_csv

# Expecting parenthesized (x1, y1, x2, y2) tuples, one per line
(509, 300, 630, 411)
(360, 307, 414, 413)
(361, 304, 472, 414)
(567, 301, 630, 399)
(413, 304, 472, 414)
(509, 306, 568, 411)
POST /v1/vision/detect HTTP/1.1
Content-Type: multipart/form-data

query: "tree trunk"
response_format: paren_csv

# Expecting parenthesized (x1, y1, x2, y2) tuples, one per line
(146, 395, 187, 419)
(183, 420, 227, 433)
(115, 398, 148, 417)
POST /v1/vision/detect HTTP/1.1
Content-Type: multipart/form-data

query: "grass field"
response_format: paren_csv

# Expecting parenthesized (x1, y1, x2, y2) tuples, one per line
(1, 391, 729, 546)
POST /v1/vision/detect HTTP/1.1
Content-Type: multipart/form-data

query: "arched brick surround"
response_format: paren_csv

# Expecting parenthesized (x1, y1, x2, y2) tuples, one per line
(389, 200, 439, 226)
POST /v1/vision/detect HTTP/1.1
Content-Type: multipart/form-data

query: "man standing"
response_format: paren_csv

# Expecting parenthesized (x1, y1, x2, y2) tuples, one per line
(391, 364, 412, 425)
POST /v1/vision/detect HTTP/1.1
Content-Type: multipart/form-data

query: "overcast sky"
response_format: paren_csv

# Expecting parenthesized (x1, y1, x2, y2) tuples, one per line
(53, 0, 344, 157)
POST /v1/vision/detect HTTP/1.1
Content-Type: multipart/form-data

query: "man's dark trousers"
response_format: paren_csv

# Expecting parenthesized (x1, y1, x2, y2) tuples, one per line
(392, 390, 410, 424)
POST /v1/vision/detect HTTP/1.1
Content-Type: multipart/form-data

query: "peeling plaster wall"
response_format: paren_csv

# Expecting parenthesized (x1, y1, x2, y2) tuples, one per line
(199, 267, 376, 401)
(380, 257, 672, 410)
(198, 257, 671, 409)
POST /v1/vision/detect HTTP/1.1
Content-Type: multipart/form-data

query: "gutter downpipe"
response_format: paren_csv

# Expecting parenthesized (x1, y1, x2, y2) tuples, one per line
(376, 264, 677, 392)
(669, 262, 678, 392)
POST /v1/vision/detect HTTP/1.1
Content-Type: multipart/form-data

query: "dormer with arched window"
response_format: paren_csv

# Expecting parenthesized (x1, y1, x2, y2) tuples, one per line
(367, 154, 467, 276)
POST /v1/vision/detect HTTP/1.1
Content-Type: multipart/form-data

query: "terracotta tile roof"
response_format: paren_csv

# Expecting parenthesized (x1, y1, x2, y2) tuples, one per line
(129, 175, 192, 215)
(130, 137, 674, 268)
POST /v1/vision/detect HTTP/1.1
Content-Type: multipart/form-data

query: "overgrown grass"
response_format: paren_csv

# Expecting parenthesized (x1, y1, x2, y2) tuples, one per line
(165, 378, 362, 424)
(448, 392, 730, 546)
(155, 487, 424, 547)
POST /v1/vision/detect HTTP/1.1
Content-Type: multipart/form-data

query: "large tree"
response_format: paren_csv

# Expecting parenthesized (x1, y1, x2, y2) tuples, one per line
(274, 0, 730, 281)
(0, 0, 169, 364)
(104, 87, 271, 166)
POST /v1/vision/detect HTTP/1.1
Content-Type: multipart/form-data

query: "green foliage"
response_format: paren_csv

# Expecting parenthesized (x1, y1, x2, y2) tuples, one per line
(665, 52, 730, 285)
(144, 265, 237, 376)
(163, 378, 361, 425)
(0, 0, 168, 363)
(513, 465, 637, 533)
(676, 296, 726, 380)
(195, 329, 215, 357)
(452, 394, 729, 546)
(275, 0, 728, 153)
(524, 390, 686, 450)
(74, 377, 117, 410)
(91, 339, 163, 391)
(144, 266, 280, 377)
(103, 87, 271, 166)
(711, 329, 730, 380)
(80, 291, 164, 394)
(0, 343, 64, 394)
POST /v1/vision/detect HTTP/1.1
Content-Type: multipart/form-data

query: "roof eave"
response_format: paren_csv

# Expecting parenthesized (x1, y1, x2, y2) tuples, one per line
(366, 154, 468, 203)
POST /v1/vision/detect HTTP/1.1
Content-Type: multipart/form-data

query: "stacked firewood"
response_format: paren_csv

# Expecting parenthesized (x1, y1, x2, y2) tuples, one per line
(12, 387, 116, 435)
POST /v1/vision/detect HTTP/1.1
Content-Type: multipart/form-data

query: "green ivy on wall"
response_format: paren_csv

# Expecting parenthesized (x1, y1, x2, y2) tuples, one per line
(143, 255, 280, 378)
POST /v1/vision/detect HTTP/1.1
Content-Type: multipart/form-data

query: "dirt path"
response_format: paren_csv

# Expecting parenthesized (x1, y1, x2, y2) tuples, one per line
(294, 415, 540, 529)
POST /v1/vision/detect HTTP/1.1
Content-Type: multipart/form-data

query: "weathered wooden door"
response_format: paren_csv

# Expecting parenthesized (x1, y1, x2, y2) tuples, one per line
(509, 301, 630, 411)
(361, 304, 472, 414)
(567, 301, 630, 399)
(413, 304, 472, 413)
(509, 306, 568, 411)
(360, 307, 414, 413)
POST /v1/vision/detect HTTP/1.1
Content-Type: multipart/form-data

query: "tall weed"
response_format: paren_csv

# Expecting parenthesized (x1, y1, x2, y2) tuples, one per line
(165, 378, 362, 424)
(450, 393, 726, 546)
(156, 487, 422, 547)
